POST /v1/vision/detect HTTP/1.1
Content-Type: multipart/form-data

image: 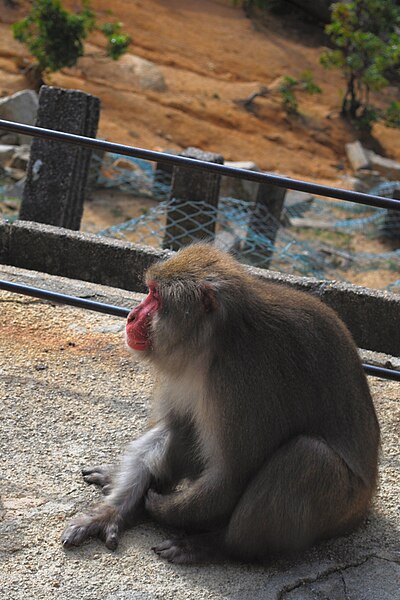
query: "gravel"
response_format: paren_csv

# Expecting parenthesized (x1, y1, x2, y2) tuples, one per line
(0, 283, 399, 600)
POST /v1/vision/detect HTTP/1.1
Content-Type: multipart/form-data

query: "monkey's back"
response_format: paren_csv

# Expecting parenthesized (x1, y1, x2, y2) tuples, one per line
(210, 277, 380, 489)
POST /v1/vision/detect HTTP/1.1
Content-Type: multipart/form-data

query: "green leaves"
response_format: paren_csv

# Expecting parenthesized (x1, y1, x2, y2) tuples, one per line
(300, 70, 322, 95)
(279, 76, 299, 114)
(279, 71, 321, 115)
(12, 0, 90, 72)
(99, 22, 132, 60)
(384, 102, 400, 128)
(321, 0, 400, 129)
(12, 0, 131, 75)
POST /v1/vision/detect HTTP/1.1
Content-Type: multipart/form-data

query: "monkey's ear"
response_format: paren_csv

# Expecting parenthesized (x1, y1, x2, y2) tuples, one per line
(201, 284, 218, 313)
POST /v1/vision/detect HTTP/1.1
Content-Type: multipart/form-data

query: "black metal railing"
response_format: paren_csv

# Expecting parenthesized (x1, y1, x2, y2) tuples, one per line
(1, 280, 399, 381)
(0, 119, 399, 381)
(1, 119, 400, 211)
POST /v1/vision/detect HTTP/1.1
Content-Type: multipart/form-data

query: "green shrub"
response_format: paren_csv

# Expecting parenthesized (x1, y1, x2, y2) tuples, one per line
(279, 71, 322, 114)
(383, 101, 400, 128)
(321, 0, 400, 130)
(13, 0, 131, 76)
(98, 21, 131, 60)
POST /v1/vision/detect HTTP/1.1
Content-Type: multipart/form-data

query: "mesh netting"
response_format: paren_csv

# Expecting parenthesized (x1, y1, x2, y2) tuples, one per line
(95, 158, 400, 285)
(1, 153, 398, 288)
(97, 153, 167, 198)
(285, 181, 400, 236)
(98, 197, 337, 277)
(97, 195, 400, 280)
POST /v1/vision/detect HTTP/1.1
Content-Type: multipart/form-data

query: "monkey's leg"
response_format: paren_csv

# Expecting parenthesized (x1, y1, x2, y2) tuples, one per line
(223, 435, 370, 562)
(152, 436, 370, 564)
(62, 425, 170, 550)
(145, 467, 239, 531)
(82, 464, 115, 495)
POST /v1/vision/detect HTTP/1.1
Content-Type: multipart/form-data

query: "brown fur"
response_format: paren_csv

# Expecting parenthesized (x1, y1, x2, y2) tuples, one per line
(62, 244, 380, 563)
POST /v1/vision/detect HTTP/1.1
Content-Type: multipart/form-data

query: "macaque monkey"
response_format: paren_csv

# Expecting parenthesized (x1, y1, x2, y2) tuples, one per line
(62, 244, 380, 564)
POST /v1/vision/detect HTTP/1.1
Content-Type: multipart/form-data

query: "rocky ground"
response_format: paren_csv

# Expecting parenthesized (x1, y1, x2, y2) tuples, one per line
(0, 266, 399, 599)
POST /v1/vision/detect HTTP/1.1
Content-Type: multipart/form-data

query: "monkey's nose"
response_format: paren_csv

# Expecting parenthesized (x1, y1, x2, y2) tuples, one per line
(127, 309, 136, 323)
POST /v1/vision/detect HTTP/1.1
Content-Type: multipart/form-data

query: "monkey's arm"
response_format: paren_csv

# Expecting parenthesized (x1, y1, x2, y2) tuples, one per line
(62, 424, 170, 550)
(145, 467, 240, 531)
(107, 424, 171, 508)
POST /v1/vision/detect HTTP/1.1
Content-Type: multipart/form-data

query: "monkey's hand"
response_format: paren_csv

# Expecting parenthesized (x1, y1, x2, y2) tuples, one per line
(61, 504, 121, 551)
(82, 464, 115, 495)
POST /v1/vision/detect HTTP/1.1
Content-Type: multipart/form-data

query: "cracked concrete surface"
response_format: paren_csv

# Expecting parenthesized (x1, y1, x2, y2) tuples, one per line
(0, 267, 399, 599)
(280, 557, 400, 599)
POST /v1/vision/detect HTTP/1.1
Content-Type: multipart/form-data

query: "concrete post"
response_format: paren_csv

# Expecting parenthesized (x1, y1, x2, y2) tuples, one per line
(383, 188, 400, 245)
(19, 85, 100, 230)
(246, 181, 286, 266)
(163, 147, 224, 251)
(152, 149, 177, 200)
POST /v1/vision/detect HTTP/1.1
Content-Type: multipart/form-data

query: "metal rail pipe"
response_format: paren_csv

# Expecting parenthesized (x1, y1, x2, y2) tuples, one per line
(1, 119, 400, 212)
(1, 279, 399, 382)
(0, 279, 129, 318)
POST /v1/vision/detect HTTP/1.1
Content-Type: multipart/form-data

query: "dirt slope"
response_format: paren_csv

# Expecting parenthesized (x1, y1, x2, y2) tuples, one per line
(1, 0, 399, 185)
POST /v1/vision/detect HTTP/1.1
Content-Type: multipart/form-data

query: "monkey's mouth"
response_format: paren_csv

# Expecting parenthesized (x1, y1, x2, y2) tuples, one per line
(126, 317, 151, 351)
(125, 286, 159, 352)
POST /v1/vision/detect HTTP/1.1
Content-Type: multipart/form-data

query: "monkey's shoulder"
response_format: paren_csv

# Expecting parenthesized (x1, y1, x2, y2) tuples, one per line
(252, 279, 353, 340)
(255, 279, 333, 314)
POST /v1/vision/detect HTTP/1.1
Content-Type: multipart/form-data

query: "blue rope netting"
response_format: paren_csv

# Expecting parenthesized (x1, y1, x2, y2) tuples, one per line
(0, 184, 19, 223)
(97, 153, 158, 197)
(1, 153, 399, 289)
(99, 197, 333, 277)
(95, 156, 400, 287)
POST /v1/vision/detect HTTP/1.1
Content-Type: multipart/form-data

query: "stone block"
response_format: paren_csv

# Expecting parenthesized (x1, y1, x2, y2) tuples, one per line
(0, 144, 16, 167)
(6, 219, 168, 293)
(163, 147, 224, 250)
(0, 133, 19, 145)
(1, 219, 399, 356)
(0, 90, 38, 144)
(78, 52, 167, 92)
(245, 181, 286, 266)
(220, 161, 259, 201)
(367, 150, 400, 180)
(19, 85, 100, 230)
(9, 145, 30, 171)
(152, 149, 178, 200)
(345, 141, 370, 171)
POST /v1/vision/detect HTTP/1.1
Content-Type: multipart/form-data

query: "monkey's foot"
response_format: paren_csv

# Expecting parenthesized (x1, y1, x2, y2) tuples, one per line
(152, 533, 224, 564)
(61, 505, 121, 550)
(82, 464, 114, 495)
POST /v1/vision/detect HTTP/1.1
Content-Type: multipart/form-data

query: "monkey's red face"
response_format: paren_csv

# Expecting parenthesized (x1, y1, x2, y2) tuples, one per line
(125, 283, 160, 351)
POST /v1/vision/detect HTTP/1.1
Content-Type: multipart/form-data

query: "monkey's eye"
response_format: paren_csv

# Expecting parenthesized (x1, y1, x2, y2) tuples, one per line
(148, 282, 159, 300)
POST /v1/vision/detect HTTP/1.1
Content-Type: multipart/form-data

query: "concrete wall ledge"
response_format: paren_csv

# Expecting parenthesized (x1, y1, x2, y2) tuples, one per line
(0, 219, 399, 356)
